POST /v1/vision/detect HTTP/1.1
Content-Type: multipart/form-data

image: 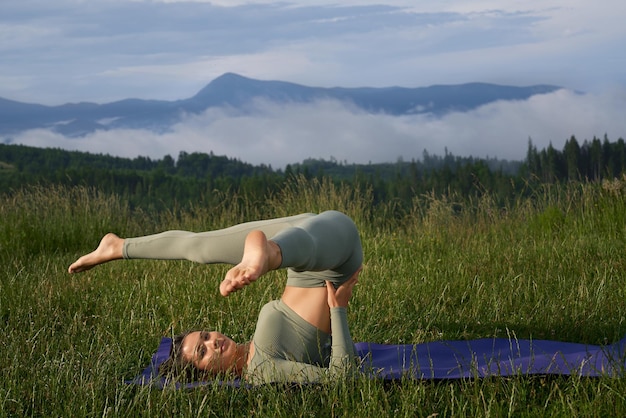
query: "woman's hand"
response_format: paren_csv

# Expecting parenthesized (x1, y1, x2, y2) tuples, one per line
(326, 267, 361, 309)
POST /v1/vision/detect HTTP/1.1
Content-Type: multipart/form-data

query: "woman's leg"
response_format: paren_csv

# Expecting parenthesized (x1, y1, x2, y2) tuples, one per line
(123, 213, 314, 264)
(273, 211, 363, 332)
(223, 211, 364, 328)
(272, 210, 363, 287)
(69, 211, 362, 302)
(68, 213, 315, 274)
(68, 228, 282, 298)
(220, 211, 363, 296)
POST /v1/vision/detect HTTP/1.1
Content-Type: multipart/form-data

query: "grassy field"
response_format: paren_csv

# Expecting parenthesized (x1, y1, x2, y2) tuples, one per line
(2, 177, 626, 417)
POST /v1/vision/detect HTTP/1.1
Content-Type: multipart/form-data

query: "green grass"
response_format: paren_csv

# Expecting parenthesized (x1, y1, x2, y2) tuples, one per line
(2, 179, 626, 417)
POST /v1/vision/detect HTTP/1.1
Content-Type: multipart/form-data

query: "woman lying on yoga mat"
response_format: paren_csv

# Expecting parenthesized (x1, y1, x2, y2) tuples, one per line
(68, 210, 362, 384)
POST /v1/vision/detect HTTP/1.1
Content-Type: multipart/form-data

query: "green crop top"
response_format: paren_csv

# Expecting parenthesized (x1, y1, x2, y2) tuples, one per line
(245, 300, 356, 385)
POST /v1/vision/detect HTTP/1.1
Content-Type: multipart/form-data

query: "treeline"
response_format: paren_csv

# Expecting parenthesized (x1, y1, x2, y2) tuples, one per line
(0, 134, 624, 212)
(525, 135, 626, 183)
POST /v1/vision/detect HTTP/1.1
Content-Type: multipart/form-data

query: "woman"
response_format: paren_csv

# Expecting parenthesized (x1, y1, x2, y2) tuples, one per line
(68, 210, 362, 384)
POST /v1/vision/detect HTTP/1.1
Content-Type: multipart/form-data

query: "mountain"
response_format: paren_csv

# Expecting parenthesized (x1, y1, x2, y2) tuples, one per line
(0, 73, 562, 138)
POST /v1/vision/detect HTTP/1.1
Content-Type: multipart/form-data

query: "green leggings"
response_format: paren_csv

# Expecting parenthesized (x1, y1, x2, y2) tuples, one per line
(123, 210, 363, 287)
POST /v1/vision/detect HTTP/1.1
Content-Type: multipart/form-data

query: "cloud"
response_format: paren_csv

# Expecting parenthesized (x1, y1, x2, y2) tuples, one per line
(3, 0, 625, 105)
(10, 89, 626, 169)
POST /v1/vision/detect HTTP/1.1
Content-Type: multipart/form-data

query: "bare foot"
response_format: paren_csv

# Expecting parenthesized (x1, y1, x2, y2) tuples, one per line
(219, 230, 281, 296)
(68, 233, 124, 273)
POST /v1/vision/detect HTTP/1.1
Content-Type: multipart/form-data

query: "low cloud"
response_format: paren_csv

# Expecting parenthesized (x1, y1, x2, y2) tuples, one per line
(10, 89, 626, 169)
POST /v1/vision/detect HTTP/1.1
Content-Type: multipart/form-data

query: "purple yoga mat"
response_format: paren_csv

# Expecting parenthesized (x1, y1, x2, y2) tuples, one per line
(127, 335, 626, 388)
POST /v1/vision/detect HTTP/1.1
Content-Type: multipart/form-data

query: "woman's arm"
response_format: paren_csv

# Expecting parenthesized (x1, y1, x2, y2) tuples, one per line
(325, 271, 360, 374)
(327, 305, 357, 375)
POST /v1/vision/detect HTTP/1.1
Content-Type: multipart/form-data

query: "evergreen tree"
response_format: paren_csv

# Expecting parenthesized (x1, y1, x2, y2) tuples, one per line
(564, 135, 580, 181)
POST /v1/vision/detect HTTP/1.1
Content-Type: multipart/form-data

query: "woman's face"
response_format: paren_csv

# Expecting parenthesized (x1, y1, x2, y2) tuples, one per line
(180, 331, 237, 373)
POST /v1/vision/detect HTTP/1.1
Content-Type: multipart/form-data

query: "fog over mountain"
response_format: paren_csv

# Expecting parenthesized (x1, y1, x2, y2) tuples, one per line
(2, 74, 625, 168)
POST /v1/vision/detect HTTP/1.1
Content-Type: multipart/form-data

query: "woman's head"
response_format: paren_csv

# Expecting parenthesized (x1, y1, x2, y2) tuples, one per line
(180, 331, 238, 372)
(159, 330, 239, 379)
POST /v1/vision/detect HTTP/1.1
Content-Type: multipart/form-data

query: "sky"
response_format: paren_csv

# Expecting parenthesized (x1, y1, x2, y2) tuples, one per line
(2, 0, 626, 167)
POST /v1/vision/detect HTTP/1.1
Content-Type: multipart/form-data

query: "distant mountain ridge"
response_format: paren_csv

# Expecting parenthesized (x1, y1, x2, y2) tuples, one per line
(0, 73, 562, 138)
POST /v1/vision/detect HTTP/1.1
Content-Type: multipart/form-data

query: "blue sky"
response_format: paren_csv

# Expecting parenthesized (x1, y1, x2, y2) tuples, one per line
(2, 0, 626, 166)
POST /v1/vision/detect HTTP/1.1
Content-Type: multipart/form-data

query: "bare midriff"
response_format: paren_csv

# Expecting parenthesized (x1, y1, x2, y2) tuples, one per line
(280, 286, 331, 333)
